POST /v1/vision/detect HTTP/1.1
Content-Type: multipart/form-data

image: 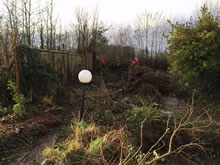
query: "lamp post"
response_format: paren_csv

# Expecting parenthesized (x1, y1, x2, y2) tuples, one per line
(78, 70, 92, 121)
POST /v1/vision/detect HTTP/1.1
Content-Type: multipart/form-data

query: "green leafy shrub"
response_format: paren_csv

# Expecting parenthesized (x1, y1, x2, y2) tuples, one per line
(129, 105, 160, 123)
(127, 104, 163, 151)
(7, 80, 26, 117)
(167, 6, 220, 94)
(12, 103, 25, 117)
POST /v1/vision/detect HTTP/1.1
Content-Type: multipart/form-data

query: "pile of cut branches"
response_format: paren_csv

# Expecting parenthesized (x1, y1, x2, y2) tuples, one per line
(123, 66, 177, 96)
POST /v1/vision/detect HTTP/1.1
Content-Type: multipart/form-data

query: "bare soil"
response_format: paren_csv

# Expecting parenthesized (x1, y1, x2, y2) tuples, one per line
(13, 127, 61, 165)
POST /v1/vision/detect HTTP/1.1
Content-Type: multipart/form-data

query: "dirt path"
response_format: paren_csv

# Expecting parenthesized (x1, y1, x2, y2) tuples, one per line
(13, 127, 62, 165)
(160, 96, 186, 115)
(0, 87, 80, 165)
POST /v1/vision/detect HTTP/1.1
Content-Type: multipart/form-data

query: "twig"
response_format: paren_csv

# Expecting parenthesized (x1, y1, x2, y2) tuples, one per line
(123, 117, 147, 164)
(119, 128, 126, 165)
(140, 117, 171, 164)
(100, 145, 108, 165)
(180, 153, 198, 165)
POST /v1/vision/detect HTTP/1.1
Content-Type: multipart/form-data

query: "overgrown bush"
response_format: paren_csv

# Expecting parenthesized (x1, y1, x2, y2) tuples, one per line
(16, 45, 60, 101)
(167, 6, 220, 94)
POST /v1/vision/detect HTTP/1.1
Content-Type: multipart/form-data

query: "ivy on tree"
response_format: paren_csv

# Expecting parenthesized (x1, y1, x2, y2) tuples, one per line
(16, 45, 60, 101)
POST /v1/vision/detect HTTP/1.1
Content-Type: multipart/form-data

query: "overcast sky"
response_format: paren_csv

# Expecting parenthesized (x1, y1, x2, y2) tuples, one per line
(54, 0, 206, 25)
(0, 0, 207, 26)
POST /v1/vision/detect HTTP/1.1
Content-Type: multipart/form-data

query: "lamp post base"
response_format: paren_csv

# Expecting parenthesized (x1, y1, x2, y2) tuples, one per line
(79, 85, 86, 121)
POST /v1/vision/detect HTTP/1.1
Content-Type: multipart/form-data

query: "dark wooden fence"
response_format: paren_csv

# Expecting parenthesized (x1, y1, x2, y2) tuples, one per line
(39, 49, 93, 84)
(0, 48, 93, 103)
(0, 48, 93, 85)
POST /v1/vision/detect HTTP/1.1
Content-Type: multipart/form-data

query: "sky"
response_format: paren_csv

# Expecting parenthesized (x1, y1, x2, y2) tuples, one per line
(54, 0, 206, 25)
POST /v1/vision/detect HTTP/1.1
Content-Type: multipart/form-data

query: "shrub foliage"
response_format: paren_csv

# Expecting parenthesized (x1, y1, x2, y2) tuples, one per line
(7, 80, 26, 117)
(167, 6, 220, 93)
(16, 45, 60, 101)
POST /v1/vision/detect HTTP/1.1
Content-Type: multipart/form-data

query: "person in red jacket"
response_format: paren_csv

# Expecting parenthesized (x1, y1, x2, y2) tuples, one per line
(132, 57, 139, 67)
(100, 59, 106, 66)
(99, 59, 108, 78)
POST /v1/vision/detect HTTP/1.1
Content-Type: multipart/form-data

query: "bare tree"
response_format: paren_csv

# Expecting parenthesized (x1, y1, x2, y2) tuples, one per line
(44, 0, 57, 50)
(2, 0, 41, 46)
(73, 7, 107, 54)
(151, 12, 165, 56)
(21, 0, 32, 45)
(104, 24, 135, 66)
(134, 10, 152, 57)
(3, 0, 19, 32)
(38, 10, 45, 49)
(134, 10, 169, 58)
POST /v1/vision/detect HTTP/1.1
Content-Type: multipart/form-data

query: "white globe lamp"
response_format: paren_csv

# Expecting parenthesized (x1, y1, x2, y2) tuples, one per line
(78, 70, 92, 121)
(78, 70, 92, 83)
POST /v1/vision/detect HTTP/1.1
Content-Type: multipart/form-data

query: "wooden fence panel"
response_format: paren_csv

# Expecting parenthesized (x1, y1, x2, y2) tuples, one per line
(39, 49, 93, 84)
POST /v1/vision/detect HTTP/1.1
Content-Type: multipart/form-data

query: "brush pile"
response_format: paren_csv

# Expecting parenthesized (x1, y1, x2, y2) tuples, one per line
(123, 66, 177, 96)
